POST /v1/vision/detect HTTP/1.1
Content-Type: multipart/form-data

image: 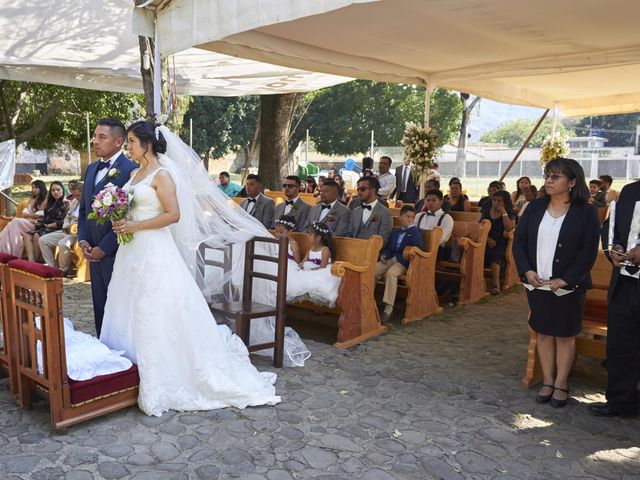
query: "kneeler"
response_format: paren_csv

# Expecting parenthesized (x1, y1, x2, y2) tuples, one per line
(209, 236, 288, 368)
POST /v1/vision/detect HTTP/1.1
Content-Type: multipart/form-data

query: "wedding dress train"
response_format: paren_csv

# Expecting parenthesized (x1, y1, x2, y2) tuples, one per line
(100, 168, 280, 416)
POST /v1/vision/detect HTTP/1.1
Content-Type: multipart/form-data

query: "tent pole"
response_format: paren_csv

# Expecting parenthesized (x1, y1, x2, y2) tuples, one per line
(153, 24, 161, 115)
(420, 84, 434, 199)
(551, 103, 558, 137)
(189, 118, 193, 148)
(499, 109, 550, 182)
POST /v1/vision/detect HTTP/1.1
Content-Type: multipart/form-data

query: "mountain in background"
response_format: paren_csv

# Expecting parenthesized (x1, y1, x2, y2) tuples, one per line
(468, 99, 544, 142)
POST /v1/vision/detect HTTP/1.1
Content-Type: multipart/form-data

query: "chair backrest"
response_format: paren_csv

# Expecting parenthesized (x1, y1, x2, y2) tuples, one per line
(197, 243, 234, 303)
(450, 211, 482, 222)
(597, 206, 608, 225)
(423, 227, 442, 254)
(449, 220, 490, 245)
(0, 253, 17, 391)
(243, 236, 289, 308)
(289, 232, 379, 268)
(8, 259, 64, 400)
(231, 197, 245, 206)
(15, 201, 29, 218)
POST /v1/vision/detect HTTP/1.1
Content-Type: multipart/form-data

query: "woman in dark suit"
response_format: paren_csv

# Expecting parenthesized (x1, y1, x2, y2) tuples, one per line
(513, 158, 600, 408)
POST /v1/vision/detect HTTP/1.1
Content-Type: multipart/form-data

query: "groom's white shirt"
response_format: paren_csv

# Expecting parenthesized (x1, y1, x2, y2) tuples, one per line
(94, 151, 121, 185)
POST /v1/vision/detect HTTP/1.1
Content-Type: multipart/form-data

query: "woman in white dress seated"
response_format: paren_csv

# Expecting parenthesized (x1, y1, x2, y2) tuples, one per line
(99, 120, 282, 416)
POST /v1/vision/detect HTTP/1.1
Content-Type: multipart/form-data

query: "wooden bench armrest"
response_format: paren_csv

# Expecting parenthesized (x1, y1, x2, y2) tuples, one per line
(403, 246, 431, 261)
(457, 236, 482, 250)
(331, 261, 368, 276)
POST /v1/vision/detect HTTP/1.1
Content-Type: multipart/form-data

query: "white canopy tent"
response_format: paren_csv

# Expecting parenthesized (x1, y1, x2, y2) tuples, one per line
(154, 0, 640, 117)
(0, 0, 350, 96)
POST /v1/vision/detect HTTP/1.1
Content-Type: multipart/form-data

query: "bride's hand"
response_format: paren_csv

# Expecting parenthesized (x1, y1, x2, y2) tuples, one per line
(113, 219, 140, 235)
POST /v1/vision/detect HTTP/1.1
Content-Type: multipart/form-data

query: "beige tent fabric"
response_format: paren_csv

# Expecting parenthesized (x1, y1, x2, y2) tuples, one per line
(156, 0, 640, 116)
(0, 0, 349, 96)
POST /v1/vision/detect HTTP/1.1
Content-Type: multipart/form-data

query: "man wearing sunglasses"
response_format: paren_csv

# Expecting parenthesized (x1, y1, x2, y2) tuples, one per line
(274, 175, 311, 231)
(305, 179, 350, 236)
(348, 177, 392, 245)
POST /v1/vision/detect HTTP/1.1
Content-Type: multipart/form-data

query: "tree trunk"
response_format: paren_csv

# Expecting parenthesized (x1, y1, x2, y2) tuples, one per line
(138, 36, 154, 116)
(258, 93, 300, 190)
(456, 94, 480, 177)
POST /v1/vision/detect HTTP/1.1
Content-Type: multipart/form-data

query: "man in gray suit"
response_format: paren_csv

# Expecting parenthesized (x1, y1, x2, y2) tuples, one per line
(305, 179, 350, 236)
(274, 175, 311, 231)
(348, 176, 392, 245)
(240, 174, 275, 229)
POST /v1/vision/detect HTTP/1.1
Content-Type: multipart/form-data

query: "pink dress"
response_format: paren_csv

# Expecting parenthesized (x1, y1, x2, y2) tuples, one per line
(0, 203, 42, 256)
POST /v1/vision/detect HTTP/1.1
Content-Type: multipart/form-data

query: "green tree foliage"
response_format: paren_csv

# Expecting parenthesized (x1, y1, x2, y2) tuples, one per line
(182, 96, 260, 159)
(480, 118, 574, 148)
(0, 80, 142, 149)
(295, 81, 462, 156)
(574, 113, 640, 147)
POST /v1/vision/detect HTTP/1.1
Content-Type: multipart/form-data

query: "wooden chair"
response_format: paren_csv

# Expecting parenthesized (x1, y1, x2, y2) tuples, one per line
(197, 243, 234, 303)
(436, 220, 491, 305)
(209, 236, 288, 368)
(0, 253, 18, 397)
(449, 211, 482, 222)
(398, 227, 443, 324)
(597, 206, 608, 225)
(288, 234, 386, 348)
(522, 251, 611, 388)
(9, 259, 139, 429)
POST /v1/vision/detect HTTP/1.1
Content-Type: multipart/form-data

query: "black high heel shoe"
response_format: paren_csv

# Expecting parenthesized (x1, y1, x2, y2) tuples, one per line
(535, 384, 555, 403)
(551, 386, 569, 408)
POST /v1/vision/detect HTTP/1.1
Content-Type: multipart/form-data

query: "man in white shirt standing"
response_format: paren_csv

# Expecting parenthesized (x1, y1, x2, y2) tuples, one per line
(39, 181, 83, 276)
(377, 156, 397, 201)
(414, 189, 454, 259)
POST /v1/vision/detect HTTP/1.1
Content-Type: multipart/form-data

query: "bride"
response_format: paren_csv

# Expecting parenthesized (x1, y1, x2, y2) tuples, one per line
(99, 120, 305, 416)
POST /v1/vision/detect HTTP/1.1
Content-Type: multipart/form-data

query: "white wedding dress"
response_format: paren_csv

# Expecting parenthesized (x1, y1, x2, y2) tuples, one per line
(100, 168, 280, 416)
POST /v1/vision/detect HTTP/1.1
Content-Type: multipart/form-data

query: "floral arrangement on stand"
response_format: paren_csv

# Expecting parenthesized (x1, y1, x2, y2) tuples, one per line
(401, 122, 439, 181)
(540, 133, 570, 164)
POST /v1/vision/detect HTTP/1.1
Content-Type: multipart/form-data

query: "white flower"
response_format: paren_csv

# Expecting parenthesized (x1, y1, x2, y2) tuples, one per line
(108, 168, 118, 177)
(91, 199, 101, 209)
(102, 192, 114, 207)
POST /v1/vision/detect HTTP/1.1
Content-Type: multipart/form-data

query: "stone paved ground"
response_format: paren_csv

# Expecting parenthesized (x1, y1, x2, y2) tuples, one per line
(0, 281, 638, 480)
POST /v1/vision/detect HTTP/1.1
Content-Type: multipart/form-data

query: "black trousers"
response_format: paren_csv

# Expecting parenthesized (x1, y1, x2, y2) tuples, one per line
(606, 275, 640, 412)
(90, 255, 116, 337)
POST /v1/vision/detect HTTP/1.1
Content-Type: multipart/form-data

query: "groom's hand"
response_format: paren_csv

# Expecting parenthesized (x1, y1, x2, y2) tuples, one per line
(79, 241, 92, 259)
(88, 246, 106, 262)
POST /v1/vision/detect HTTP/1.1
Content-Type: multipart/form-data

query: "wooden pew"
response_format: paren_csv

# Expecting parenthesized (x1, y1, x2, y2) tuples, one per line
(436, 220, 491, 305)
(287, 233, 386, 348)
(398, 227, 443, 324)
(0, 253, 17, 397)
(450, 211, 482, 222)
(522, 251, 611, 388)
(9, 259, 139, 429)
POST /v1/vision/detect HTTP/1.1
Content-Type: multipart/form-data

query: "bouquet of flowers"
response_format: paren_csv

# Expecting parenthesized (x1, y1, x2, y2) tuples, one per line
(401, 121, 439, 180)
(540, 133, 570, 164)
(87, 185, 134, 244)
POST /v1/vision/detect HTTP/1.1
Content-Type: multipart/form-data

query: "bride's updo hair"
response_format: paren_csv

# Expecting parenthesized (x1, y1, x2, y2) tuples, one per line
(126, 120, 167, 155)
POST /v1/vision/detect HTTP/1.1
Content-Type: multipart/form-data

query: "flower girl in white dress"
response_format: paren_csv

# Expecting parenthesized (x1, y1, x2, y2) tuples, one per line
(274, 215, 301, 265)
(286, 222, 341, 307)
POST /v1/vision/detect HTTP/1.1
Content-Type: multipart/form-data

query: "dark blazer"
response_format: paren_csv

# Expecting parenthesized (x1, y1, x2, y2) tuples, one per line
(305, 200, 351, 236)
(381, 226, 425, 268)
(348, 201, 393, 245)
(513, 197, 600, 291)
(601, 181, 640, 299)
(78, 153, 137, 256)
(392, 165, 419, 203)
(274, 197, 311, 232)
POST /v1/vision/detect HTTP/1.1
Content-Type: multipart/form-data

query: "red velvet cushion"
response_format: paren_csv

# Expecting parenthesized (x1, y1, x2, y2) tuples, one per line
(68, 364, 139, 405)
(0, 252, 17, 264)
(8, 259, 63, 278)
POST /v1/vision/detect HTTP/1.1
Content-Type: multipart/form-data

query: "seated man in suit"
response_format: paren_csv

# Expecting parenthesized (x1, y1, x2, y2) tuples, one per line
(305, 179, 350, 236)
(275, 175, 311, 231)
(38, 181, 83, 276)
(348, 176, 392, 245)
(240, 174, 275, 229)
(376, 205, 425, 322)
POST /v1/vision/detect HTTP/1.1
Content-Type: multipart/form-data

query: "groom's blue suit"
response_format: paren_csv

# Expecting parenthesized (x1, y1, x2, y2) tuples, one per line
(78, 153, 137, 336)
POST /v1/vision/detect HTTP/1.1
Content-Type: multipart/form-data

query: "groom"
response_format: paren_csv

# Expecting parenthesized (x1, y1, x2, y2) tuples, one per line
(78, 118, 136, 336)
